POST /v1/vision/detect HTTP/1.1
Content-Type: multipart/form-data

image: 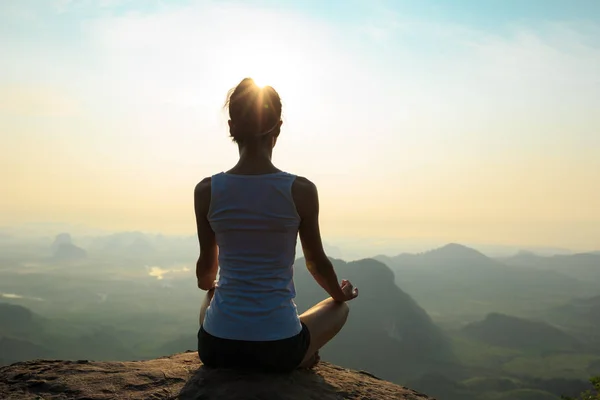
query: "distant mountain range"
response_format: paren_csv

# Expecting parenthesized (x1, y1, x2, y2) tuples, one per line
(375, 243, 501, 270)
(2, 236, 599, 400)
(377, 243, 600, 273)
(373, 243, 600, 325)
(498, 251, 600, 283)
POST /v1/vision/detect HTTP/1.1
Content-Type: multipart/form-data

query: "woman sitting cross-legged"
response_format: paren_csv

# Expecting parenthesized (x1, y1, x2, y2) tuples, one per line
(194, 77, 359, 372)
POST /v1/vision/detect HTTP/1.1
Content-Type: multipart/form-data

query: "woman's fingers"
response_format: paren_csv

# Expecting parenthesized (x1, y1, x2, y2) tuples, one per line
(339, 279, 359, 300)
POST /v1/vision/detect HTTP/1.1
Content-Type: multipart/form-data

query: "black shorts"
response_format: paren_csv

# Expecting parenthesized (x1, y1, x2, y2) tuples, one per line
(197, 322, 311, 373)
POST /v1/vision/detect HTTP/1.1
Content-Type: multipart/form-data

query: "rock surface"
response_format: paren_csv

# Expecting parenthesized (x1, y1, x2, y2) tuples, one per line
(0, 351, 434, 400)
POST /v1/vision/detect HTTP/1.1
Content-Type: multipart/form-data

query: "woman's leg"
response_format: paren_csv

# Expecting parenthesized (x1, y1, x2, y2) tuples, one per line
(199, 288, 215, 326)
(297, 297, 349, 368)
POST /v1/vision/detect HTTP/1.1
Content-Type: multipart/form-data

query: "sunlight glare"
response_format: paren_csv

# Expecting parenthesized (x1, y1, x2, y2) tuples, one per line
(215, 41, 319, 120)
(251, 75, 267, 88)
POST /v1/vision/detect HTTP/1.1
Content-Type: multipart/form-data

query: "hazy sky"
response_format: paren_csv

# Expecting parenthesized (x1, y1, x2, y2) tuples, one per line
(1, 0, 599, 251)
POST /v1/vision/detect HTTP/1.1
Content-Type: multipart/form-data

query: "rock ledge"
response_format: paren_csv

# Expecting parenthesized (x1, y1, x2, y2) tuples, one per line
(0, 351, 434, 399)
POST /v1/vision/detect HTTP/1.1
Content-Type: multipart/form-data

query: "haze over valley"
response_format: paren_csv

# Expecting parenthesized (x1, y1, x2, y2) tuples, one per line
(1, 228, 599, 400)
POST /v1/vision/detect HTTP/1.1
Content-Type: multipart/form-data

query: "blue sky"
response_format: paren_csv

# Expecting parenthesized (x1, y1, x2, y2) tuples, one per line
(5, 0, 600, 39)
(1, 0, 599, 253)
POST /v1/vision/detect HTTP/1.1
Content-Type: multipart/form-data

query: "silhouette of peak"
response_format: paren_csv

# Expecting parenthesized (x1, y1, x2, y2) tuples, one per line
(51, 232, 73, 249)
(425, 243, 487, 259)
(507, 249, 541, 260)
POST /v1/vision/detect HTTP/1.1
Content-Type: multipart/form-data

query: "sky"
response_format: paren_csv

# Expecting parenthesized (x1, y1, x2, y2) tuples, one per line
(1, 0, 599, 252)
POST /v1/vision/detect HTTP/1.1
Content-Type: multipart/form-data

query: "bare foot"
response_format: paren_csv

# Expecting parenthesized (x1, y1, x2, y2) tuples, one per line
(299, 351, 320, 369)
(310, 351, 321, 368)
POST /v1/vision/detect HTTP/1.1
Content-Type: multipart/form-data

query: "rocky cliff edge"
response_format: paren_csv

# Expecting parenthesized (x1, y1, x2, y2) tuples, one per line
(0, 351, 434, 400)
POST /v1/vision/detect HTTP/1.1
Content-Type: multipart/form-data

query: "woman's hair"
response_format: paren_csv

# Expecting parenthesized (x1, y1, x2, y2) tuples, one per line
(225, 78, 282, 144)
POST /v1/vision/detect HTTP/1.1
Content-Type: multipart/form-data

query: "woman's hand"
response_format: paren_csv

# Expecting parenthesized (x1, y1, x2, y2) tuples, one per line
(340, 279, 358, 301)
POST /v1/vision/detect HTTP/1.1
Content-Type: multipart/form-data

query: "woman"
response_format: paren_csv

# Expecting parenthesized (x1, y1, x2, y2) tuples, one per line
(194, 78, 359, 372)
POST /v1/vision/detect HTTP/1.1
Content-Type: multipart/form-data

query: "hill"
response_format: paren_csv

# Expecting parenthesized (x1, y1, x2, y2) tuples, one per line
(51, 233, 87, 261)
(546, 295, 600, 349)
(0, 337, 54, 366)
(0, 303, 137, 365)
(0, 303, 43, 335)
(0, 351, 433, 400)
(292, 257, 455, 382)
(549, 295, 600, 328)
(462, 313, 581, 352)
(375, 244, 590, 324)
(376, 243, 498, 270)
(499, 252, 600, 284)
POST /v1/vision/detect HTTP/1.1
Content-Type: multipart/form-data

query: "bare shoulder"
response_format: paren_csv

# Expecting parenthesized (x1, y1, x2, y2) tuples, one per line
(292, 176, 318, 198)
(194, 177, 212, 205)
(195, 177, 212, 192)
(292, 176, 319, 217)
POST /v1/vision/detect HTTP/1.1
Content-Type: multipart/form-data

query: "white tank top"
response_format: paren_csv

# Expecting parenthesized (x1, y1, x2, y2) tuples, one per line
(202, 171, 303, 341)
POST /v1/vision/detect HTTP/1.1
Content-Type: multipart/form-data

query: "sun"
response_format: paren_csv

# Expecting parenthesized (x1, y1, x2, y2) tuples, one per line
(248, 71, 275, 90)
(243, 58, 302, 91)
(215, 43, 320, 114)
(251, 75, 267, 89)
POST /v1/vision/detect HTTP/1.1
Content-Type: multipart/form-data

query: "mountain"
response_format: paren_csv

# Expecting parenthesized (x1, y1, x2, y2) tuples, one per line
(0, 337, 54, 366)
(550, 294, 600, 326)
(499, 252, 600, 283)
(546, 295, 600, 349)
(0, 303, 137, 366)
(375, 243, 498, 271)
(52, 243, 87, 261)
(0, 352, 434, 400)
(51, 233, 73, 250)
(50, 233, 87, 261)
(497, 250, 542, 267)
(0, 303, 54, 364)
(462, 313, 581, 352)
(0, 303, 43, 335)
(373, 244, 590, 324)
(292, 257, 456, 383)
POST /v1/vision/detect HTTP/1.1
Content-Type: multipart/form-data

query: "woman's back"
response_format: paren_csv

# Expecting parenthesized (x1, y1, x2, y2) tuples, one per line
(202, 171, 303, 341)
(195, 77, 358, 372)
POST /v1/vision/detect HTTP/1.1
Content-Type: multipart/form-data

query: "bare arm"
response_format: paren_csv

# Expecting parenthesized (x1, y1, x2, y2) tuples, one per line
(194, 177, 218, 290)
(292, 177, 356, 302)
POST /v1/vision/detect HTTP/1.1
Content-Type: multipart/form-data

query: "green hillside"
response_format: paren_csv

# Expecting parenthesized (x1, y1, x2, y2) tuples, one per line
(462, 313, 581, 352)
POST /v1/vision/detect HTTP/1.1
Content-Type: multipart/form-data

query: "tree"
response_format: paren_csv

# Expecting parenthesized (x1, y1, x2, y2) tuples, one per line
(562, 377, 600, 400)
